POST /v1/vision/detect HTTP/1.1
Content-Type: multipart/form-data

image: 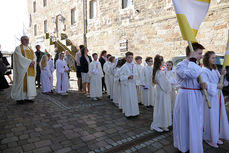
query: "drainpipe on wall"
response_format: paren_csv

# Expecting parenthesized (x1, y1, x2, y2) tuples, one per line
(83, 0, 88, 47)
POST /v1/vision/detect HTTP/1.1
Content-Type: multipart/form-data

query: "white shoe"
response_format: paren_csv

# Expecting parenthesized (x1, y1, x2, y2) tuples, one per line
(206, 141, 218, 148)
(152, 127, 163, 132)
(163, 127, 169, 132)
(61, 93, 68, 96)
(217, 140, 223, 145)
(92, 98, 98, 101)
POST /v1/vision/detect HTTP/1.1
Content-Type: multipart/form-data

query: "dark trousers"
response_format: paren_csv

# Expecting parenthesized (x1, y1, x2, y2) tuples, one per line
(102, 77, 106, 91)
(36, 65, 41, 87)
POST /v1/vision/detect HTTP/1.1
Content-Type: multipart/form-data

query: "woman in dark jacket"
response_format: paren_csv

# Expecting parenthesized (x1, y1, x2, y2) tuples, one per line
(80, 47, 92, 96)
(99, 50, 107, 93)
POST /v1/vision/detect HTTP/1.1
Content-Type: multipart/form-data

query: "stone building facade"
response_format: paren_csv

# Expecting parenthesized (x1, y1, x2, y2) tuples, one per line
(27, 0, 229, 60)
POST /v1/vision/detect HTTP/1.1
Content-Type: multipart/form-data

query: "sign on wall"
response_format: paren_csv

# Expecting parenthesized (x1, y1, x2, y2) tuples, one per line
(120, 40, 128, 52)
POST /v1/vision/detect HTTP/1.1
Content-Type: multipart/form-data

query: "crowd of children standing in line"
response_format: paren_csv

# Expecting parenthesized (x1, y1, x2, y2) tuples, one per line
(38, 43, 229, 153)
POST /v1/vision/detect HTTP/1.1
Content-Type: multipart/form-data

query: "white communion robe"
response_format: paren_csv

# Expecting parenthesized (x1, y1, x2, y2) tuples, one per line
(112, 67, 119, 105)
(202, 68, 229, 144)
(114, 68, 122, 109)
(120, 62, 139, 117)
(11, 45, 37, 100)
(150, 70, 172, 129)
(48, 59, 54, 90)
(109, 63, 115, 100)
(56, 59, 69, 94)
(40, 65, 52, 93)
(103, 61, 111, 95)
(135, 64, 144, 104)
(89, 61, 104, 98)
(142, 65, 155, 106)
(165, 70, 177, 111)
(173, 59, 204, 153)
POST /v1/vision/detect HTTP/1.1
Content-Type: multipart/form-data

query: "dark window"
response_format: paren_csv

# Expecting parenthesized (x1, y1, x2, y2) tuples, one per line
(44, 20, 48, 33)
(43, 0, 47, 7)
(122, 0, 130, 9)
(34, 24, 37, 36)
(33, 1, 36, 13)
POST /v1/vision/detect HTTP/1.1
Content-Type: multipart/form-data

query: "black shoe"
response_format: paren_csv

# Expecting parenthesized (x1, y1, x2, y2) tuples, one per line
(132, 115, 139, 118)
(146, 106, 152, 108)
(16, 100, 24, 104)
(25, 99, 34, 103)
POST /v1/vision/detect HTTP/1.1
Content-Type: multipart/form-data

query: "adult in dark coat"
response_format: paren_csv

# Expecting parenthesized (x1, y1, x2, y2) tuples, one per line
(35, 45, 44, 88)
(99, 50, 107, 92)
(80, 47, 92, 95)
(54, 48, 59, 69)
(0, 51, 9, 90)
(2, 56, 13, 84)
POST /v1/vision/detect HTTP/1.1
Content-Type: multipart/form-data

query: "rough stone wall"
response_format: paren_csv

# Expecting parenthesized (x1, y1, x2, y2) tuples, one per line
(28, 0, 229, 60)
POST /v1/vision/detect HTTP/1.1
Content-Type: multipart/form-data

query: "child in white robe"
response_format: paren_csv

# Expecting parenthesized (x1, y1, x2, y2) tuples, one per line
(134, 56, 144, 104)
(173, 43, 207, 153)
(89, 53, 104, 100)
(150, 55, 172, 132)
(103, 54, 112, 97)
(40, 55, 52, 94)
(56, 53, 70, 95)
(202, 51, 229, 148)
(108, 56, 116, 101)
(142, 57, 154, 107)
(113, 58, 126, 109)
(120, 52, 139, 117)
(165, 61, 177, 111)
(112, 58, 119, 105)
(47, 54, 54, 91)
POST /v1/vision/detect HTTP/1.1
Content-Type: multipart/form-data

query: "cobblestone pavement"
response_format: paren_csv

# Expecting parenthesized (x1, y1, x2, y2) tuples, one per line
(0, 86, 229, 153)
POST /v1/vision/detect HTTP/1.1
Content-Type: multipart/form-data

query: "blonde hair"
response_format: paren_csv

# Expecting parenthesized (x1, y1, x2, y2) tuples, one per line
(40, 55, 49, 68)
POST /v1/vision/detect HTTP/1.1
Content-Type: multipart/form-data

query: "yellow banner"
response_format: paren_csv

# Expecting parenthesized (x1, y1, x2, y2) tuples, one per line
(176, 14, 197, 42)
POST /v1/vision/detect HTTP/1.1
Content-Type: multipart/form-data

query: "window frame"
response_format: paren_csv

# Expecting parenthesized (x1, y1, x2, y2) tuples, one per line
(89, 0, 97, 19)
(71, 8, 77, 25)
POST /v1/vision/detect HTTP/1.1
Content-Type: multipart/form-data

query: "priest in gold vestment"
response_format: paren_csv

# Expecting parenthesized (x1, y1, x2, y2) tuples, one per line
(11, 36, 37, 103)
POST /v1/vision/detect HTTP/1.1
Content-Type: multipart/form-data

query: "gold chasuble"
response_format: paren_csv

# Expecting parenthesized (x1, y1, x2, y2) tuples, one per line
(20, 44, 35, 92)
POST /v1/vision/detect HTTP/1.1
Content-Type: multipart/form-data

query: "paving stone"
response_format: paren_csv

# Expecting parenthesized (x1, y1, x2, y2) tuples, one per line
(28, 137, 40, 143)
(11, 127, 26, 132)
(130, 147, 137, 152)
(2, 147, 22, 153)
(35, 140, 52, 148)
(33, 146, 52, 153)
(0, 144, 7, 150)
(125, 149, 132, 153)
(55, 147, 71, 153)
(7, 142, 17, 148)
(155, 149, 167, 153)
(1, 136, 18, 144)
(22, 143, 36, 152)
(19, 134, 29, 140)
